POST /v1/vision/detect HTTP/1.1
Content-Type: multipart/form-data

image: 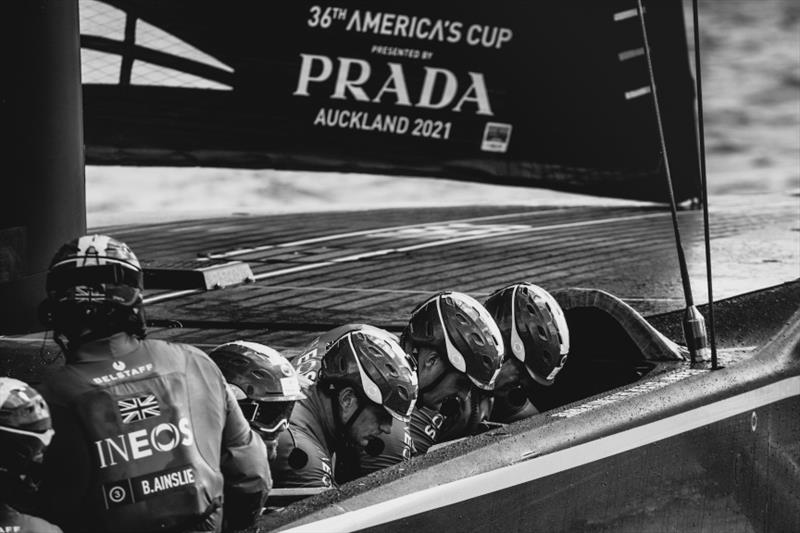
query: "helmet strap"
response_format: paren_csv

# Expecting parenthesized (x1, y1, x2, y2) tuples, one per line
(327, 385, 367, 442)
(342, 402, 366, 436)
(416, 364, 450, 409)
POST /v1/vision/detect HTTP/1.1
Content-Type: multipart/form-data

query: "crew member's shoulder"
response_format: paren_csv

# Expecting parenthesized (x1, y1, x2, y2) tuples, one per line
(140, 336, 207, 356)
(273, 425, 334, 488)
(142, 337, 215, 364)
(411, 405, 441, 425)
(142, 338, 226, 380)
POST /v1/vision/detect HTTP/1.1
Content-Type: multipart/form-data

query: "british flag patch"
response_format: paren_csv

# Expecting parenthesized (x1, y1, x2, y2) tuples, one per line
(117, 395, 160, 423)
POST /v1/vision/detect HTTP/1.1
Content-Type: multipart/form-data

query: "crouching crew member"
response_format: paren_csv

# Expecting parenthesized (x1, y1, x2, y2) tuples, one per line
(359, 291, 504, 475)
(271, 324, 418, 488)
(0, 378, 62, 532)
(209, 341, 306, 463)
(484, 282, 570, 422)
(36, 234, 270, 532)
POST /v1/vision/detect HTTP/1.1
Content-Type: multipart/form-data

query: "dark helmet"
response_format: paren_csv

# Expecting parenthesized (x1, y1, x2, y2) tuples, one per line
(484, 282, 570, 386)
(0, 378, 54, 493)
(43, 234, 146, 342)
(401, 291, 504, 391)
(313, 324, 418, 422)
(209, 341, 306, 439)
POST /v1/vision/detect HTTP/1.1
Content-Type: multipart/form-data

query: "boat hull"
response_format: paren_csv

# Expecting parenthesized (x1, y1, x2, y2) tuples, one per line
(260, 303, 800, 532)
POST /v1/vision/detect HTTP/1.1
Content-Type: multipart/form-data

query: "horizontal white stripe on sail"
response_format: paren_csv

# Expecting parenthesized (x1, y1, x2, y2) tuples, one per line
(619, 48, 645, 61)
(625, 86, 652, 100)
(614, 9, 639, 22)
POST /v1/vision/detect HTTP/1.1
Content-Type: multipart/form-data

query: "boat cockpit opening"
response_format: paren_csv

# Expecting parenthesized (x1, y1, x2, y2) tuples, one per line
(513, 288, 685, 413)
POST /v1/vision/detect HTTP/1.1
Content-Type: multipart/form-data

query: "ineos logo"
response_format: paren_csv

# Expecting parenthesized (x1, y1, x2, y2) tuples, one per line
(94, 417, 194, 468)
(151, 423, 181, 452)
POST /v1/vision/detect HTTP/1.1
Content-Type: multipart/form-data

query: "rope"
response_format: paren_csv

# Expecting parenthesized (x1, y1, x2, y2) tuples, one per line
(691, 0, 720, 369)
(635, 0, 694, 305)
(636, 0, 709, 364)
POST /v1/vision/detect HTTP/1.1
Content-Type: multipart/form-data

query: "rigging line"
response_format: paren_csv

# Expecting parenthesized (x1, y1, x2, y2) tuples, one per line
(636, 0, 708, 364)
(635, 0, 693, 305)
(635, 0, 709, 364)
(692, 0, 719, 370)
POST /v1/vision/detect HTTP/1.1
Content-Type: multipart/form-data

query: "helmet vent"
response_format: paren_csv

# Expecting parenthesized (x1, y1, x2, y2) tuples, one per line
(385, 363, 399, 378)
(537, 326, 548, 340)
(482, 355, 494, 367)
(454, 312, 470, 326)
(230, 357, 248, 367)
(526, 303, 538, 315)
(366, 345, 384, 358)
(397, 386, 409, 401)
(470, 332, 485, 346)
(425, 322, 434, 337)
(251, 370, 268, 379)
(246, 385, 255, 395)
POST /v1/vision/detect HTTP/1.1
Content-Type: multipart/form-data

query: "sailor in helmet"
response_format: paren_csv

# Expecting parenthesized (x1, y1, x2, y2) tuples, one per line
(0, 377, 61, 532)
(358, 291, 505, 475)
(483, 282, 571, 422)
(271, 324, 418, 488)
(209, 341, 306, 463)
(35, 234, 270, 532)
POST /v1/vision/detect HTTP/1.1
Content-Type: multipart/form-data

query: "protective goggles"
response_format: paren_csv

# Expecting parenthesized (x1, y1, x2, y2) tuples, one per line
(238, 400, 295, 440)
(47, 263, 143, 293)
(0, 425, 55, 447)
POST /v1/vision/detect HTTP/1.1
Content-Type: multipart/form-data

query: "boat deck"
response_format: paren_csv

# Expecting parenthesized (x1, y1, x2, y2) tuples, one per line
(127, 194, 798, 349)
(1, 193, 797, 379)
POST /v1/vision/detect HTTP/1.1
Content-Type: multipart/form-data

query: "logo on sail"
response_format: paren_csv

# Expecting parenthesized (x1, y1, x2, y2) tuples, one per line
(481, 122, 511, 153)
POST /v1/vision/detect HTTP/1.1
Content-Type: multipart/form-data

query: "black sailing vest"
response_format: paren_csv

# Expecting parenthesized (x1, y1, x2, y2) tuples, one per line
(67, 346, 221, 532)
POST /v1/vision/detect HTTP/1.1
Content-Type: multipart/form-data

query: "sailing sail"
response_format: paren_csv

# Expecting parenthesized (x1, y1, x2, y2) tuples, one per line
(81, 0, 700, 202)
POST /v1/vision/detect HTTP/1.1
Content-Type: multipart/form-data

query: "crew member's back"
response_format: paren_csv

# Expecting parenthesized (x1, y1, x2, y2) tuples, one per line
(36, 234, 270, 532)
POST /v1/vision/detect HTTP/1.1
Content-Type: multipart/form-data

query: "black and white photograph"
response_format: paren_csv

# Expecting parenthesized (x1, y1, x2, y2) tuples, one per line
(1, 1, 798, 532)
